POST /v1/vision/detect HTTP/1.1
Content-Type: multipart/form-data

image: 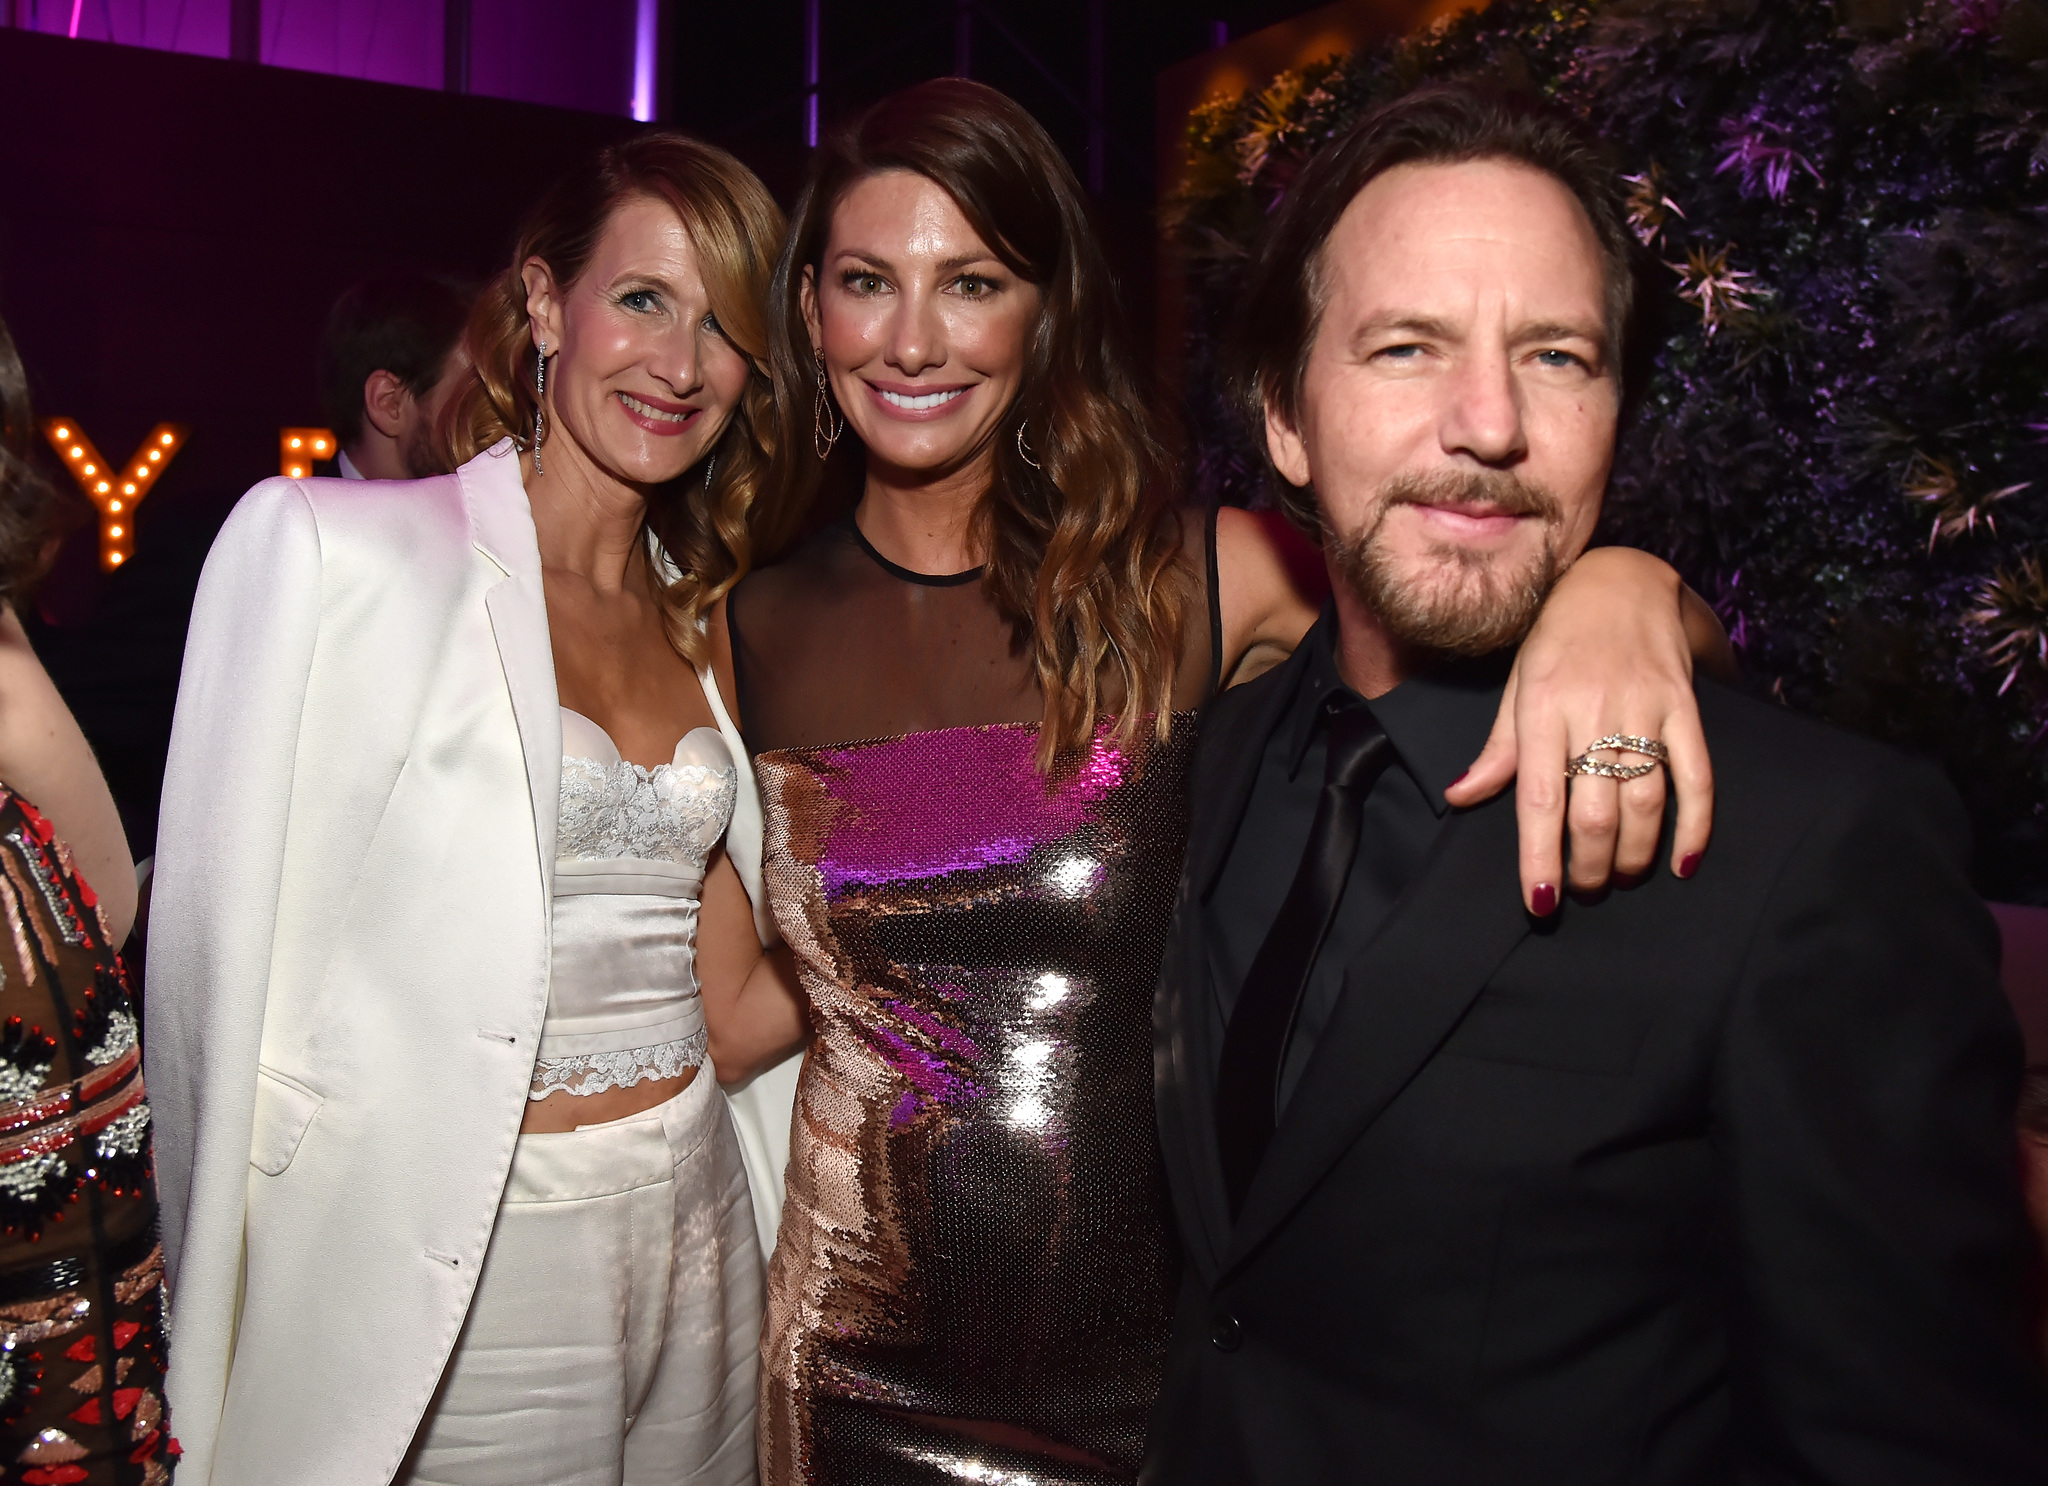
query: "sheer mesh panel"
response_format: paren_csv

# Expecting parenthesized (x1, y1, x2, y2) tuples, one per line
(731, 508, 1218, 754)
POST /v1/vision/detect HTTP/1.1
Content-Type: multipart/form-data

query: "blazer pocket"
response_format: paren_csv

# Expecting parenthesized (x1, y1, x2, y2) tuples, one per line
(249, 1065, 323, 1176)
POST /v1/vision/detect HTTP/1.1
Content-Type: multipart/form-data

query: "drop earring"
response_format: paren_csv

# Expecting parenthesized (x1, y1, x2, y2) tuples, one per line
(532, 338, 548, 475)
(813, 348, 843, 460)
(703, 453, 718, 493)
(1016, 422, 1042, 471)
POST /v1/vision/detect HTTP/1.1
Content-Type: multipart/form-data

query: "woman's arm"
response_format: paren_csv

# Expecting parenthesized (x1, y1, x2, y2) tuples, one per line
(1213, 506, 1322, 690)
(1442, 546, 1720, 911)
(696, 848, 807, 1084)
(0, 605, 136, 941)
(145, 479, 326, 1479)
(1215, 515, 1726, 912)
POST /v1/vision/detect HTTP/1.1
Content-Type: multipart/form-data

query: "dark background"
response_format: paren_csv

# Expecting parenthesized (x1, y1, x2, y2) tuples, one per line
(0, 6, 1314, 855)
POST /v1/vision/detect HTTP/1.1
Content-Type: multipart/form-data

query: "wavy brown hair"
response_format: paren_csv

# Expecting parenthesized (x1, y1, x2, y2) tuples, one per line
(765, 79, 1188, 765)
(444, 132, 788, 663)
(0, 318, 76, 609)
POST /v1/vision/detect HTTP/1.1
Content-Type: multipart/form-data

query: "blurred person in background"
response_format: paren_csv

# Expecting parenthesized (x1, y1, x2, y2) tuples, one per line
(149, 135, 799, 1486)
(318, 272, 472, 481)
(0, 313, 172, 1480)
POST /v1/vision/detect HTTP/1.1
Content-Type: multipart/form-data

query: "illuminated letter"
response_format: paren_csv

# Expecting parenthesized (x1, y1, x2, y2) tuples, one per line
(279, 427, 337, 479)
(41, 420, 188, 570)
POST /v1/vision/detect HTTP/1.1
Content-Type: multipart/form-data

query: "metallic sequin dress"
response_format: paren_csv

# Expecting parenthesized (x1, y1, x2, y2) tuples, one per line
(0, 788, 173, 1483)
(756, 717, 1191, 1483)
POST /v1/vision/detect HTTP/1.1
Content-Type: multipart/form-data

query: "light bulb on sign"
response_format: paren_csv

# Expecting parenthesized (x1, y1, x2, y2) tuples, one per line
(40, 419, 188, 570)
(279, 427, 339, 479)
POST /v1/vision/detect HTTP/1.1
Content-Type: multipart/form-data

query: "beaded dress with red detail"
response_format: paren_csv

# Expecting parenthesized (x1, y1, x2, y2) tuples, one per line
(730, 512, 1218, 1486)
(0, 789, 171, 1485)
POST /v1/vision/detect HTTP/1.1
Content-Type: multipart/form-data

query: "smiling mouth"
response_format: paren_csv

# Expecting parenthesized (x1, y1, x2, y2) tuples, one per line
(877, 387, 968, 412)
(618, 392, 695, 424)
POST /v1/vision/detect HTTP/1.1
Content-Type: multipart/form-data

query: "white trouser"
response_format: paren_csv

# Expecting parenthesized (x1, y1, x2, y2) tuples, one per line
(398, 1069, 762, 1486)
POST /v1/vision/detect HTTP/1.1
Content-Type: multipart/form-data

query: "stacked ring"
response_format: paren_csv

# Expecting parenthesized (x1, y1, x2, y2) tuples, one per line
(1565, 733, 1670, 781)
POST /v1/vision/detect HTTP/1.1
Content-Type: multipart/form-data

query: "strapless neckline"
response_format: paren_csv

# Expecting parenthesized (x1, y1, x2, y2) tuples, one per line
(561, 706, 727, 776)
(750, 709, 1200, 763)
(557, 707, 736, 869)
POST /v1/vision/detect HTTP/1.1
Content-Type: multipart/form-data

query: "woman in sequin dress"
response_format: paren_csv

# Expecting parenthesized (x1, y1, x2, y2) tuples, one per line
(149, 137, 804, 1485)
(0, 315, 172, 1481)
(707, 81, 1728, 1485)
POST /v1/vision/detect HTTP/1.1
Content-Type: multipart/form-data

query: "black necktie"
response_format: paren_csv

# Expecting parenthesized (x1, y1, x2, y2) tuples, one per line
(1215, 699, 1395, 1216)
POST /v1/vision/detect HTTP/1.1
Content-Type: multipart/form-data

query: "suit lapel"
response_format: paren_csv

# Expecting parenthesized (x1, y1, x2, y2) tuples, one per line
(463, 442, 560, 881)
(1157, 643, 1319, 1276)
(1221, 791, 1529, 1274)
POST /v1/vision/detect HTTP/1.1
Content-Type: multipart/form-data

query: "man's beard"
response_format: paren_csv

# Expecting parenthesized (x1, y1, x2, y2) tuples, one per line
(400, 415, 445, 481)
(1328, 469, 1564, 658)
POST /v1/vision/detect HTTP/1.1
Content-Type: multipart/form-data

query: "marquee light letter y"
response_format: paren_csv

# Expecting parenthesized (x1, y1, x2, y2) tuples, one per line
(40, 420, 188, 570)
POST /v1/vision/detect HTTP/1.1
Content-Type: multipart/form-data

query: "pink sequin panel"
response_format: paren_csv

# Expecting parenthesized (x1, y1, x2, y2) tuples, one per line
(810, 722, 1128, 895)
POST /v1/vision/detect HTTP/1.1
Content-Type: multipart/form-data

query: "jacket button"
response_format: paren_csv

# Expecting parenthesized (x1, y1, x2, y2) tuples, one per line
(1210, 1310, 1242, 1352)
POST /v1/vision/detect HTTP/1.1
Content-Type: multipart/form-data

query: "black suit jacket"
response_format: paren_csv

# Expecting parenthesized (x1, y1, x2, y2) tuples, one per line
(1147, 639, 2048, 1484)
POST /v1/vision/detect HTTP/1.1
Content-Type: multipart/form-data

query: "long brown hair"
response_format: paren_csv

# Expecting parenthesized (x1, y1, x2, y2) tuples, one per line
(444, 132, 788, 664)
(765, 80, 1188, 765)
(0, 318, 75, 608)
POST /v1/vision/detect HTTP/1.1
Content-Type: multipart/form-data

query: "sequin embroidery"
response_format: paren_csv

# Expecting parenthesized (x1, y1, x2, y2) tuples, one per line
(758, 717, 1192, 1484)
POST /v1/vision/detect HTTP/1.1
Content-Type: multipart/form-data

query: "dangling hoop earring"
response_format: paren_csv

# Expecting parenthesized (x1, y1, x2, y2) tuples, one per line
(813, 348, 843, 460)
(1016, 421, 1042, 471)
(531, 338, 548, 475)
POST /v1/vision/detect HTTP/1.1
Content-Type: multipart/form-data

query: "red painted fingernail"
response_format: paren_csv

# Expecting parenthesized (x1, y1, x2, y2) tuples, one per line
(1451, 769, 1470, 786)
(1531, 883, 1558, 916)
(1678, 852, 1702, 880)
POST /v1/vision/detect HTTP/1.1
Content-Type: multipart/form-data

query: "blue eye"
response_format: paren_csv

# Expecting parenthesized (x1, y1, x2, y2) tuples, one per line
(1535, 349, 1581, 368)
(621, 289, 660, 313)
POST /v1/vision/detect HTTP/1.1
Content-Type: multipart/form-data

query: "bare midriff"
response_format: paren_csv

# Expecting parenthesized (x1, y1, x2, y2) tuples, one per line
(519, 1065, 696, 1134)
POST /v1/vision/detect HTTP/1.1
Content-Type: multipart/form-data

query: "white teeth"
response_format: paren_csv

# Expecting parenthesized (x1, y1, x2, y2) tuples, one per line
(879, 387, 965, 411)
(619, 393, 689, 423)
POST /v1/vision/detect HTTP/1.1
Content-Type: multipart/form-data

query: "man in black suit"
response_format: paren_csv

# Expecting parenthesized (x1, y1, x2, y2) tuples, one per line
(1146, 85, 2048, 1483)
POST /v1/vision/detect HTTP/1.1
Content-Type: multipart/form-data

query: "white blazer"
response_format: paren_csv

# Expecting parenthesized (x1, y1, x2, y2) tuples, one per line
(147, 440, 788, 1485)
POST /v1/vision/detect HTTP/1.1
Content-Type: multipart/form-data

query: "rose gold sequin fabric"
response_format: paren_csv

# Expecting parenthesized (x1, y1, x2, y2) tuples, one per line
(757, 717, 1193, 1485)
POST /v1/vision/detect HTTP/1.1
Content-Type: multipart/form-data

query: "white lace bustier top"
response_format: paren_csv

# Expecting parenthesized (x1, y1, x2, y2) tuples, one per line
(535, 708, 738, 1101)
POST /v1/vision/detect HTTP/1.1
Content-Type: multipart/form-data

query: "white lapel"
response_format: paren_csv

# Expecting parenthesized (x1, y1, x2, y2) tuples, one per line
(462, 440, 560, 882)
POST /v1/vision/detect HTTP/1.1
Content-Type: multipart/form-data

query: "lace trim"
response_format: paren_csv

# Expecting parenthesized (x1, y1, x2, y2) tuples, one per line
(528, 1028, 708, 1100)
(558, 757, 736, 866)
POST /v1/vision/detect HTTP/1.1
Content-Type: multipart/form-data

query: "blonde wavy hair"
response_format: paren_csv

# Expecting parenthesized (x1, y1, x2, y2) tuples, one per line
(443, 132, 788, 663)
(766, 80, 1190, 767)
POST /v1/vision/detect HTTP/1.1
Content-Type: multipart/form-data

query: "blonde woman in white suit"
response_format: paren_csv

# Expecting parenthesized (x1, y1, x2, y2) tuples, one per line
(147, 134, 808, 1486)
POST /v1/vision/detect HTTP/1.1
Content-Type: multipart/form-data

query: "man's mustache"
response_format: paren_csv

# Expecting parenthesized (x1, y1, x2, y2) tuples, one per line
(1379, 469, 1562, 524)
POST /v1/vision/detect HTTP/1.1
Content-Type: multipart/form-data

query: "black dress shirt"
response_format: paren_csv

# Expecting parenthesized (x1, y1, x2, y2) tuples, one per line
(1206, 609, 1507, 1109)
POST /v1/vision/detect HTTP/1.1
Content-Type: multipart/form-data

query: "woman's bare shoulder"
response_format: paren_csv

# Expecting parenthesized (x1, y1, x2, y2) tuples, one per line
(0, 610, 135, 940)
(1213, 505, 1323, 688)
